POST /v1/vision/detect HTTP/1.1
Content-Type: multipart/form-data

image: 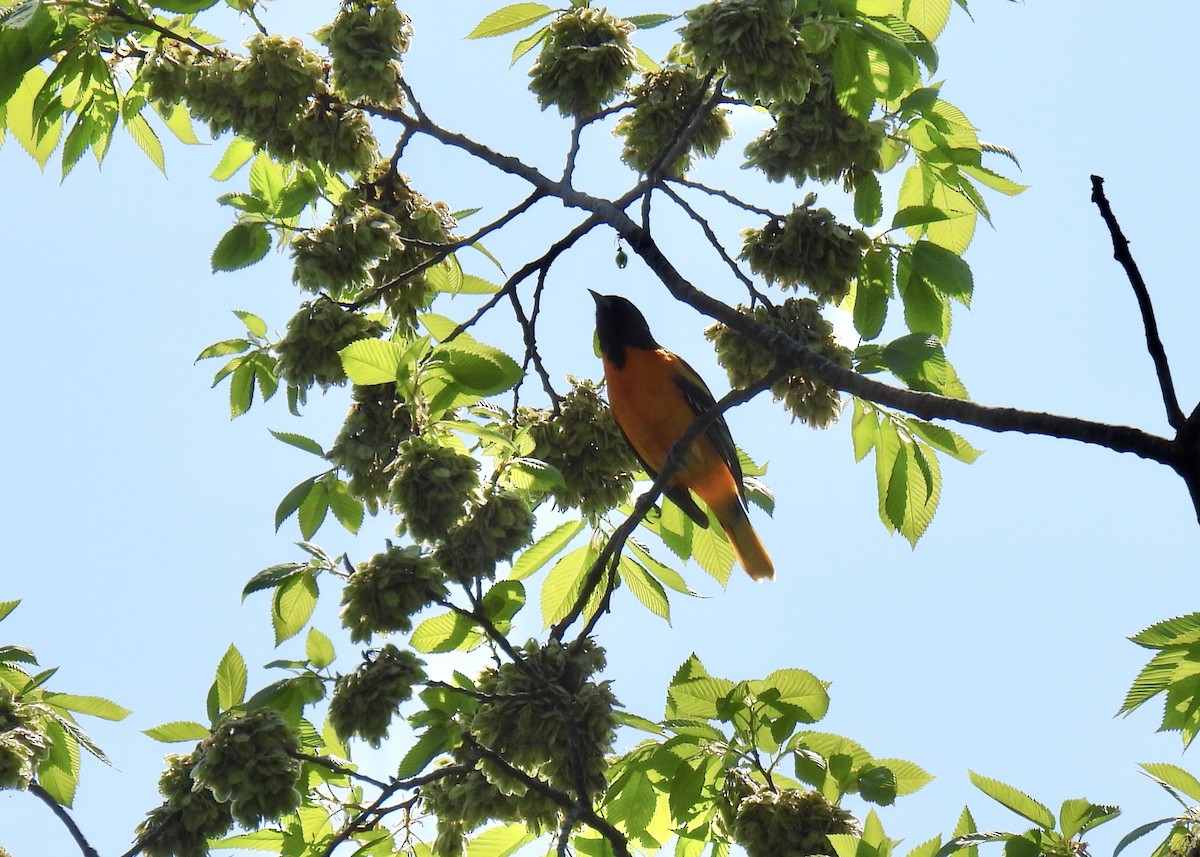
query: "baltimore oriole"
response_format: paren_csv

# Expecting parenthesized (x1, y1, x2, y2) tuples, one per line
(590, 291, 774, 581)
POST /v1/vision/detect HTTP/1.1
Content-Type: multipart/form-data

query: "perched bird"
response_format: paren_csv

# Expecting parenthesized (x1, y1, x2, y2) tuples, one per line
(590, 291, 774, 581)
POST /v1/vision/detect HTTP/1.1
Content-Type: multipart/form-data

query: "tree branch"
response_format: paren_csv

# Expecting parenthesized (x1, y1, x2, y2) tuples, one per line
(29, 782, 100, 857)
(1090, 174, 1185, 429)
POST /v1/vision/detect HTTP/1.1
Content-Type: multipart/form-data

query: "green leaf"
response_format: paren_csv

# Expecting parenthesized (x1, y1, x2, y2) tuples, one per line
(9, 66, 61, 169)
(968, 772, 1054, 830)
(482, 580, 526, 634)
(326, 478, 364, 534)
(853, 246, 893, 341)
(1112, 818, 1181, 857)
(691, 513, 734, 586)
(152, 0, 221, 12)
(1058, 798, 1120, 840)
(541, 543, 595, 628)
(211, 222, 271, 272)
(903, 0, 952, 40)
(909, 240, 974, 305)
(396, 725, 453, 777)
(467, 824, 536, 857)
(154, 101, 200, 145)
(36, 717, 80, 806)
(305, 628, 335, 669)
(854, 172, 883, 227)
(0, 601, 20, 623)
(242, 556, 304, 597)
(339, 339, 406, 385)
(754, 669, 831, 722)
(858, 764, 898, 806)
(629, 542, 695, 595)
(1140, 762, 1200, 804)
(272, 572, 318, 645)
(625, 14, 676, 28)
(466, 3, 554, 39)
(618, 556, 671, 623)
(214, 644, 247, 712)
(904, 418, 981, 463)
(511, 519, 584, 580)
(410, 610, 481, 653)
(897, 250, 950, 340)
(269, 430, 325, 458)
(298, 478, 329, 538)
(143, 720, 211, 743)
(42, 693, 131, 721)
(275, 477, 318, 532)
(433, 338, 523, 397)
(1131, 614, 1200, 649)
(874, 758, 934, 796)
(509, 25, 549, 65)
(124, 112, 164, 173)
(891, 205, 953, 229)
(196, 338, 251, 361)
(852, 398, 879, 462)
(458, 274, 502, 295)
(211, 136, 255, 180)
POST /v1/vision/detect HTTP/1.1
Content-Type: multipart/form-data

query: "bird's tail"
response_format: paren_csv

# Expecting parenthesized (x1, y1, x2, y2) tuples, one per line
(715, 499, 775, 581)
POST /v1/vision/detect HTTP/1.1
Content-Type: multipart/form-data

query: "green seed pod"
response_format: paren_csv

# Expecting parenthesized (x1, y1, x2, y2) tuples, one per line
(341, 544, 447, 642)
(328, 644, 425, 746)
(740, 205, 869, 304)
(389, 436, 480, 541)
(327, 383, 413, 512)
(316, 0, 412, 106)
(469, 638, 617, 800)
(614, 63, 733, 177)
(681, 0, 819, 104)
(523, 379, 637, 519)
(435, 489, 534, 584)
(744, 71, 885, 189)
(275, 299, 385, 392)
(727, 780, 861, 857)
(706, 298, 851, 428)
(137, 752, 234, 857)
(528, 7, 637, 117)
(191, 709, 302, 828)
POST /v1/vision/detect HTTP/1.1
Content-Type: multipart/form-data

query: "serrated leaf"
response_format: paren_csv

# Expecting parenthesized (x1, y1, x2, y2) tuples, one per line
(509, 25, 548, 65)
(339, 339, 406, 385)
(904, 418, 981, 463)
(272, 572, 318, 645)
(629, 542, 695, 595)
(968, 772, 1054, 830)
(214, 644, 247, 712)
(305, 627, 335, 669)
(9, 67, 61, 169)
(853, 246, 893, 341)
(410, 610, 480, 653)
(434, 338, 523, 397)
(275, 477, 317, 532)
(211, 136, 255, 181)
(619, 556, 671, 623)
(298, 479, 329, 539)
(143, 720, 211, 743)
(875, 758, 934, 796)
(854, 172, 883, 227)
(511, 519, 584, 580)
(396, 726, 453, 777)
(1058, 798, 1120, 840)
(124, 112, 164, 173)
(909, 240, 974, 305)
(42, 693, 131, 721)
(691, 515, 734, 586)
(269, 430, 325, 458)
(466, 3, 554, 39)
(36, 718, 79, 806)
(892, 205, 953, 229)
(1140, 763, 1200, 805)
(466, 823, 535, 857)
(196, 338, 251, 361)
(211, 222, 271, 272)
(1131, 615, 1200, 649)
(540, 543, 594, 628)
(903, 0, 952, 40)
(0, 601, 21, 622)
(1112, 818, 1180, 857)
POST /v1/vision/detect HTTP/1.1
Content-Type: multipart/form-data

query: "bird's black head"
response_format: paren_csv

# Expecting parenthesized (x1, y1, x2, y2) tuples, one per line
(590, 291, 660, 367)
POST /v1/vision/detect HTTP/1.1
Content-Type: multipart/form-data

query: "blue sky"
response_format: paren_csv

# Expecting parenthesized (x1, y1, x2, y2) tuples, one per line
(3, 2, 1199, 855)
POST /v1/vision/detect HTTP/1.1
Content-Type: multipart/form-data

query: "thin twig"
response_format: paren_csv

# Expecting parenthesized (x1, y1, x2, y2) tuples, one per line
(462, 734, 632, 857)
(658, 182, 770, 304)
(29, 782, 100, 857)
(667, 176, 781, 219)
(1090, 174, 1185, 430)
(290, 751, 392, 791)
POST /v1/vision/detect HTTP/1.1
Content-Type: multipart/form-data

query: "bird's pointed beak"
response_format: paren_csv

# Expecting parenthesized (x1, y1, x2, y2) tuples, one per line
(588, 289, 602, 304)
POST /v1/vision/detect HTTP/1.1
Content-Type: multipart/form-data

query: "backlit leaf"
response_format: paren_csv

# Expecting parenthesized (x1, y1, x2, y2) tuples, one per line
(467, 4, 554, 39)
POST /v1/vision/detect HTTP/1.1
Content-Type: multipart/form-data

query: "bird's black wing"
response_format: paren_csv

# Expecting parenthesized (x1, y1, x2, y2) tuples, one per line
(673, 355, 748, 509)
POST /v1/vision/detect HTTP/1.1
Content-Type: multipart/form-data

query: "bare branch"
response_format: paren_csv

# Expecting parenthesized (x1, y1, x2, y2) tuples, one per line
(29, 782, 100, 857)
(1090, 175, 1185, 429)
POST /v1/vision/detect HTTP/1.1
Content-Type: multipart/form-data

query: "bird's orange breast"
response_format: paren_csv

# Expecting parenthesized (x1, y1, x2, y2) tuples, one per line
(601, 347, 738, 505)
